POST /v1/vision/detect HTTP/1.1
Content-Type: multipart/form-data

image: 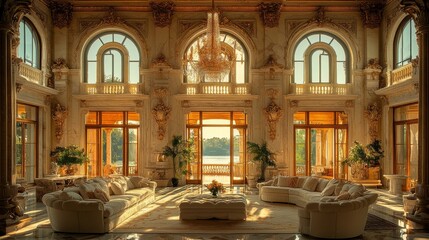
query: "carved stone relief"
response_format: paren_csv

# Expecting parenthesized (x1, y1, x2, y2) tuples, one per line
(364, 101, 381, 140)
(51, 58, 69, 81)
(258, 2, 282, 28)
(289, 100, 298, 108)
(152, 88, 171, 140)
(264, 89, 283, 140)
(235, 21, 256, 38)
(150, 1, 175, 28)
(16, 83, 22, 93)
(360, 2, 384, 28)
(52, 103, 68, 143)
(151, 53, 171, 68)
(345, 100, 354, 108)
(49, 0, 73, 28)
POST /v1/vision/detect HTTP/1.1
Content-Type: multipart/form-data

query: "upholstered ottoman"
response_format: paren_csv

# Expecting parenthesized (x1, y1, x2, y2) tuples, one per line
(179, 193, 247, 220)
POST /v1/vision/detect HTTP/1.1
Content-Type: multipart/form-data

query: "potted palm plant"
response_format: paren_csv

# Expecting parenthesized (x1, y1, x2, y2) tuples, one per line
(162, 135, 194, 187)
(50, 145, 88, 175)
(247, 141, 276, 182)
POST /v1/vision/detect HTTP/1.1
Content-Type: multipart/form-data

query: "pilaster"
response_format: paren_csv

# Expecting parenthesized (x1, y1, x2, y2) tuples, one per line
(400, 0, 429, 228)
(0, 0, 32, 235)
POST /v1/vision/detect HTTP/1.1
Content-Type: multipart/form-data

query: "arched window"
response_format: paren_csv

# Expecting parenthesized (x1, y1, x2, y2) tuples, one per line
(85, 32, 140, 84)
(394, 17, 418, 68)
(183, 32, 248, 84)
(293, 32, 349, 84)
(18, 18, 41, 69)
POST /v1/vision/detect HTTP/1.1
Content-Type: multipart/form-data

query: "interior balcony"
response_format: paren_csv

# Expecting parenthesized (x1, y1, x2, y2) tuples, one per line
(183, 82, 251, 95)
(15, 62, 45, 86)
(80, 82, 144, 95)
(389, 62, 417, 86)
(289, 83, 353, 95)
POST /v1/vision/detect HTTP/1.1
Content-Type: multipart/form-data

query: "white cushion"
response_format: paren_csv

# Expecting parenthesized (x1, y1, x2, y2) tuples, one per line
(277, 176, 298, 187)
(93, 188, 110, 203)
(302, 177, 319, 192)
(59, 191, 83, 201)
(110, 181, 125, 195)
(316, 178, 329, 192)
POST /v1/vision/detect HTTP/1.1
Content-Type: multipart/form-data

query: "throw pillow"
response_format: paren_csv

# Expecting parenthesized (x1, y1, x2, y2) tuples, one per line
(302, 177, 319, 192)
(277, 176, 298, 187)
(348, 184, 366, 199)
(130, 176, 150, 188)
(316, 178, 329, 192)
(92, 178, 111, 197)
(295, 177, 308, 188)
(335, 191, 351, 201)
(334, 180, 345, 196)
(110, 181, 125, 195)
(320, 179, 339, 196)
(114, 177, 128, 192)
(93, 188, 110, 203)
(59, 191, 83, 201)
(79, 182, 101, 200)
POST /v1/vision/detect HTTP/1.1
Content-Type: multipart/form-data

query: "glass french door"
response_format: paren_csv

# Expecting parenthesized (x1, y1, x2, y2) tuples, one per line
(186, 112, 247, 185)
(294, 112, 348, 178)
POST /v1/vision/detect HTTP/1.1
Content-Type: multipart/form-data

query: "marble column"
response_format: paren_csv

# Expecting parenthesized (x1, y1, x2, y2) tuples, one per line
(401, 0, 429, 228)
(0, 0, 31, 235)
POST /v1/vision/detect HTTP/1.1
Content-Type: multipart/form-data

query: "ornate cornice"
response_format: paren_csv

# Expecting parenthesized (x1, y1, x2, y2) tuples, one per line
(0, 0, 31, 32)
(360, 2, 384, 28)
(49, 0, 73, 28)
(149, 1, 175, 28)
(401, 0, 429, 28)
(258, 2, 282, 28)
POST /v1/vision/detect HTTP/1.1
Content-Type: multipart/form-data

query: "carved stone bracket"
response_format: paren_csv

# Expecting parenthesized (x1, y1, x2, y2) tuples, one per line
(49, 0, 73, 28)
(51, 58, 69, 81)
(345, 100, 354, 108)
(258, 2, 282, 28)
(364, 101, 381, 140)
(360, 2, 384, 28)
(264, 89, 283, 140)
(290, 100, 298, 108)
(52, 103, 68, 143)
(306, 7, 331, 27)
(364, 58, 382, 81)
(152, 87, 171, 140)
(151, 53, 171, 69)
(16, 83, 22, 93)
(150, 1, 175, 28)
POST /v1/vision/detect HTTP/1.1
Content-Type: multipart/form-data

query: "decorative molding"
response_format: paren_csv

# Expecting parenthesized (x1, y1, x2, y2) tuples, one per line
(151, 53, 171, 68)
(387, 5, 401, 29)
(306, 7, 331, 27)
(365, 58, 382, 70)
(0, 0, 31, 31)
(11, 35, 20, 50)
(258, 2, 282, 28)
(135, 100, 143, 107)
(364, 101, 381, 140)
(152, 87, 171, 140)
(100, 7, 125, 25)
(45, 95, 53, 105)
(177, 20, 204, 36)
(16, 83, 22, 93)
(149, 1, 175, 28)
(264, 88, 283, 140)
(49, 0, 73, 28)
(52, 103, 68, 143)
(262, 55, 284, 70)
(400, 0, 429, 28)
(360, 2, 384, 28)
(80, 100, 87, 108)
(234, 21, 256, 38)
(345, 100, 354, 108)
(51, 58, 69, 80)
(290, 100, 298, 108)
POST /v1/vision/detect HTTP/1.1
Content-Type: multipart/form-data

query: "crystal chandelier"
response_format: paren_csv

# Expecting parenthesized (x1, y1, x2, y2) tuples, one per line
(187, 0, 232, 82)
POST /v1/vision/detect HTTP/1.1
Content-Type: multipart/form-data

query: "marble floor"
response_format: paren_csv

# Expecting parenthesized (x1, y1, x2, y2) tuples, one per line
(1, 186, 429, 240)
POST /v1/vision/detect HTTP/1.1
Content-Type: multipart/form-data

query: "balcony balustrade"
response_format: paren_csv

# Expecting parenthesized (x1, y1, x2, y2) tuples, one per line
(290, 83, 352, 95)
(81, 83, 144, 95)
(184, 82, 250, 95)
(17, 63, 44, 85)
(391, 63, 414, 85)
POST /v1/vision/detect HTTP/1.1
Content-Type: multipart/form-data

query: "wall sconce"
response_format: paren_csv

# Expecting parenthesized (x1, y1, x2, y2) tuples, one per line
(152, 87, 171, 140)
(264, 88, 283, 140)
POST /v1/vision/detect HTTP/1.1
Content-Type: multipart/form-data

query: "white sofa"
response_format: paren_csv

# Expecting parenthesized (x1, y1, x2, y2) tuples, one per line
(42, 176, 156, 233)
(258, 176, 378, 238)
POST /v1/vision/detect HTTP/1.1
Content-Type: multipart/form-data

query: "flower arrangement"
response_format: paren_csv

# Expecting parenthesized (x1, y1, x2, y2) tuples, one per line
(205, 179, 226, 197)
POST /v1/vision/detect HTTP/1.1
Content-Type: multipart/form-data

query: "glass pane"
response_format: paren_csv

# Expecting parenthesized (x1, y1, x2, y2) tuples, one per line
(396, 36, 403, 67)
(87, 39, 103, 61)
(395, 125, 406, 144)
(124, 38, 140, 61)
(187, 112, 200, 125)
(235, 61, 245, 84)
(394, 103, 419, 121)
(293, 112, 306, 124)
(321, 34, 333, 44)
(310, 128, 334, 177)
(127, 112, 140, 125)
(336, 112, 348, 124)
(308, 34, 319, 44)
(294, 61, 304, 84)
(129, 61, 140, 83)
(87, 61, 97, 84)
(295, 129, 306, 176)
(409, 123, 418, 187)
(86, 128, 99, 177)
(311, 50, 322, 83)
(100, 34, 113, 44)
(86, 112, 98, 124)
(294, 40, 310, 61)
(24, 124, 36, 182)
(411, 20, 418, 59)
(309, 112, 334, 124)
(128, 128, 138, 175)
(336, 129, 347, 179)
(202, 127, 230, 185)
(187, 128, 201, 182)
(320, 52, 329, 83)
(233, 128, 245, 183)
(403, 21, 411, 62)
(16, 123, 23, 180)
(103, 128, 124, 175)
(102, 112, 124, 125)
(202, 112, 230, 125)
(16, 104, 37, 120)
(233, 112, 246, 125)
(331, 39, 346, 61)
(103, 49, 123, 83)
(113, 33, 126, 44)
(336, 62, 346, 84)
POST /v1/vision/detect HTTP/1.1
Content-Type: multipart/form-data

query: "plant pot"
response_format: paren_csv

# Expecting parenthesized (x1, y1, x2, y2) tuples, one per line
(368, 166, 380, 180)
(171, 177, 179, 187)
(350, 163, 368, 180)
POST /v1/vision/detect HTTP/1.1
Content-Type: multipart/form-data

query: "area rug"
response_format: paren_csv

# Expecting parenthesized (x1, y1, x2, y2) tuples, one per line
(113, 187, 299, 234)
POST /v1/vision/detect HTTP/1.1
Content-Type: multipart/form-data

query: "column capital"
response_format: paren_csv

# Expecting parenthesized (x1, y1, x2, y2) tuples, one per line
(401, 0, 429, 29)
(0, 0, 32, 32)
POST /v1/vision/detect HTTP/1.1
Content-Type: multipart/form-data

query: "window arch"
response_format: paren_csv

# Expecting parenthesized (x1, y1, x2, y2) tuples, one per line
(293, 32, 349, 84)
(84, 32, 140, 84)
(394, 16, 418, 68)
(183, 32, 248, 84)
(18, 18, 41, 69)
